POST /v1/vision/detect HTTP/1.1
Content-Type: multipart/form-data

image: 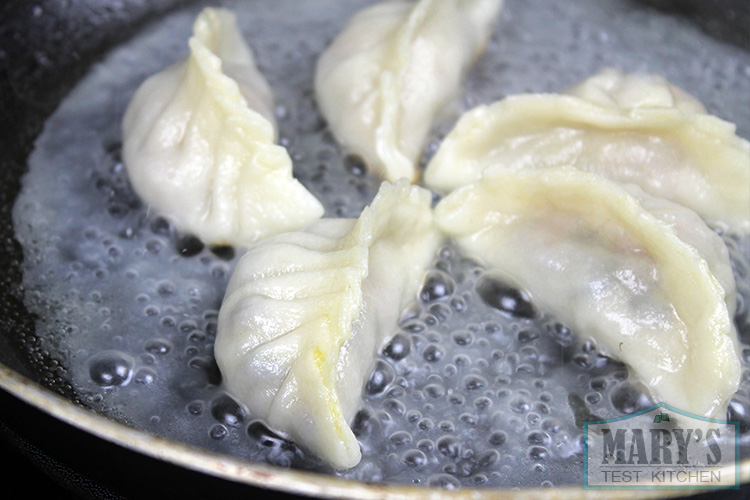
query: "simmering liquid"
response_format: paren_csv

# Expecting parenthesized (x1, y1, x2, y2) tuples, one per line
(13, 0, 750, 488)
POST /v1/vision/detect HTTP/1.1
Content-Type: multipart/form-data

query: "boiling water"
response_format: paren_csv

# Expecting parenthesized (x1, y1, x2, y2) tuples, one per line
(12, 0, 750, 489)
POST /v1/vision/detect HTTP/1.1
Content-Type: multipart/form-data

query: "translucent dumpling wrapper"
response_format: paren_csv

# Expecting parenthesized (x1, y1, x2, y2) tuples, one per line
(315, 0, 503, 183)
(122, 8, 323, 247)
(424, 68, 750, 233)
(435, 166, 741, 421)
(215, 180, 440, 469)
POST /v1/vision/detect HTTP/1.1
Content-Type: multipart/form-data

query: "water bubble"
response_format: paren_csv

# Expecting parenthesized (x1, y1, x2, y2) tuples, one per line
(590, 377, 607, 391)
(529, 446, 549, 461)
(612, 370, 629, 381)
(406, 410, 422, 423)
(527, 431, 551, 446)
(209, 424, 227, 440)
(383, 333, 411, 360)
(389, 431, 413, 446)
(472, 474, 488, 485)
(134, 367, 156, 385)
(527, 412, 541, 426)
(436, 246, 453, 260)
(419, 271, 455, 303)
(144, 338, 171, 356)
(352, 409, 379, 438)
(463, 375, 487, 391)
(176, 235, 204, 257)
(150, 217, 171, 236)
(517, 328, 540, 344)
(247, 421, 298, 451)
(510, 396, 532, 414)
(541, 418, 562, 434)
(459, 413, 477, 425)
(611, 384, 651, 415)
(483, 322, 502, 335)
(139, 353, 155, 365)
(384, 399, 406, 416)
(437, 436, 461, 459)
(386, 386, 405, 401)
(188, 331, 206, 343)
(156, 281, 175, 296)
(450, 297, 467, 312)
(586, 393, 601, 404)
(423, 314, 438, 327)
(439, 421, 455, 433)
(366, 360, 395, 395)
(489, 431, 507, 446)
(210, 245, 235, 261)
(425, 384, 445, 398)
(144, 305, 160, 317)
(210, 394, 245, 427)
(402, 319, 426, 333)
(417, 439, 435, 453)
(476, 274, 536, 318)
(452, 330, 474, 346)
(343, 154, 367, 177)
(418, 418, 434, 431)
(535, 402, 550, 415)
(187, 400, 204, 416)
(403, 450, 427, 468)
(179, 320, 198, 333)
(88, 350, 134, 387)
(428, 302, 452, 322)
(145, 239, 163, 254)
(423, 344, 444, 363)
(427, 474, 460, 489)
(727, 397, 750, 433)
(449, 393, 466, 406)
(477, 449, 500, 467)
(548, 322, 574, 347)
(435, 259, 451, 273)
(454, 354, 470, 366)
(160, 316, 176, 328)
(475, 397, 492, 410)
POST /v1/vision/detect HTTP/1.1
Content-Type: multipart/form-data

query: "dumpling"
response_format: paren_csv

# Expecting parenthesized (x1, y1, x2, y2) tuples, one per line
(122, 8, 323, 247)
(215, 180, 439, 469)
(435, 166, 741, 421)
(565, 67, 707, 114)
(315, 0, 503, 183)
(424, 68, 750, 233)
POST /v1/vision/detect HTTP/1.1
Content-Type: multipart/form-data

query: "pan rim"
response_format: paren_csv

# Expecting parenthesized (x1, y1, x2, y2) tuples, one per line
(1, 363, 745, 499)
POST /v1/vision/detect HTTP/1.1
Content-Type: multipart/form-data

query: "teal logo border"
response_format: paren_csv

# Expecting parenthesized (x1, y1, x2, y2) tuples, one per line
(583, 403, 740, 490)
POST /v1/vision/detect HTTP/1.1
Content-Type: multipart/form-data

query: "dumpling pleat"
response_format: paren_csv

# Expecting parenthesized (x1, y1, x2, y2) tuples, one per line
(216, 180, 439, 469)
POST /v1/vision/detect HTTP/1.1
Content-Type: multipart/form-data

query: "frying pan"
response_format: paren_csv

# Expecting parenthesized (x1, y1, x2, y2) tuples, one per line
(1, 0, 749, 498)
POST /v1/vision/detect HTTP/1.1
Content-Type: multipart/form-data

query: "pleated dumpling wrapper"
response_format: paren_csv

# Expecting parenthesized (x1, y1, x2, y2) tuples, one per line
(315, 0, 503, 183)
(122, 8, 323, 247)
(215, 180, 440, 469)
(435, 166, 741, 421)
(424, 68, 750, 233)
